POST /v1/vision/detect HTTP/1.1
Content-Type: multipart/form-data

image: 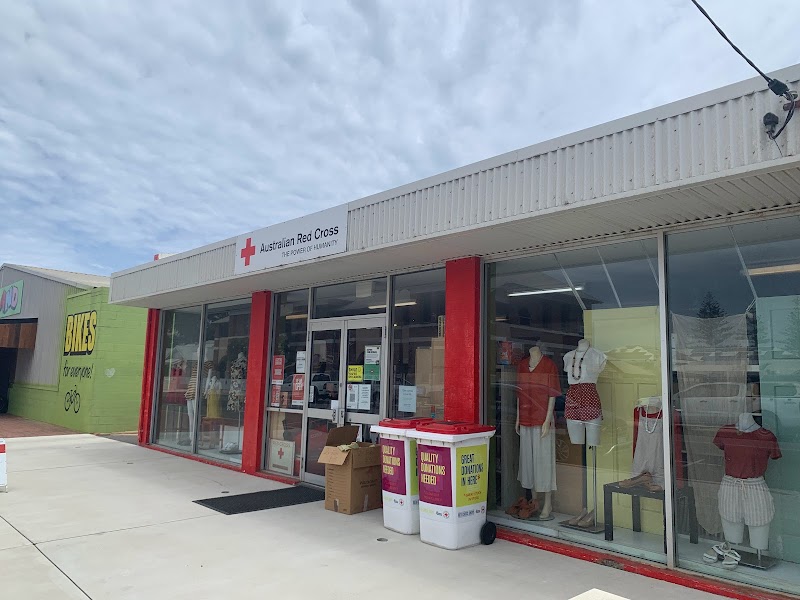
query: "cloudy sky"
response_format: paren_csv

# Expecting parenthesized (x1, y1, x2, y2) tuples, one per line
(1, 0, 798, 276)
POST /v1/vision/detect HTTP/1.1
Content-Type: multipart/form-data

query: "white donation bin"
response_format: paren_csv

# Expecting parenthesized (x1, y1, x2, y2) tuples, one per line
(371, 418, 432, 534)
(408, 421, 496, 549)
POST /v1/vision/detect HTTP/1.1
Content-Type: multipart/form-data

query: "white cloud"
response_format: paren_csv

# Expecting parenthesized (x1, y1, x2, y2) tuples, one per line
(0, 0, 797, 275)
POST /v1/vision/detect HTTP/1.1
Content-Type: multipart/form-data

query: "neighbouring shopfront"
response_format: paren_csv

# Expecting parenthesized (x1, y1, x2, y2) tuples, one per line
(111, 66, 800, 597)
(0, 264, 146, 432)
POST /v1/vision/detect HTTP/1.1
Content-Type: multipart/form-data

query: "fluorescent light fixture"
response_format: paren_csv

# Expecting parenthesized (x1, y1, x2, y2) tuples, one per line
(285, 313, 308, 320)
(747, 264, 800, 276)
(367, 301, 418, 310)
(508, 286, 584, 297)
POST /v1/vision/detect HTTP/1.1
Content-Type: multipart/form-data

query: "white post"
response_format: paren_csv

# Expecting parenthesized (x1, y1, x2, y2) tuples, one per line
(0, 438, 7, 492)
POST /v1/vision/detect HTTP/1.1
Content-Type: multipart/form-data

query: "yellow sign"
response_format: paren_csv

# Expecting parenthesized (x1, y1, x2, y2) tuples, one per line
(63, 311, 98, 356)
(456, 444, 488, 507)
(347, 365, 363, 382)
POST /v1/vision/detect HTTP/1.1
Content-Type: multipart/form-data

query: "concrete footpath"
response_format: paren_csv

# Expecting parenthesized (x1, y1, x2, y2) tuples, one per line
(0, 435, 726, 600)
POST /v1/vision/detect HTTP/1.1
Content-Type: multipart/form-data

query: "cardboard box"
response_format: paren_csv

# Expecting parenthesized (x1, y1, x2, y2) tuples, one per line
(317, 426, 382, 515)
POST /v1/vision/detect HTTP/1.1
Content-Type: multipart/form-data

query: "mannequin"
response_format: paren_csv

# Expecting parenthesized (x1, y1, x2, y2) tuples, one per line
(562, 339, 606, 446)
(507, 345, 560, 520)
(182, 356, 213, 446)
(703, 413, 781, 569)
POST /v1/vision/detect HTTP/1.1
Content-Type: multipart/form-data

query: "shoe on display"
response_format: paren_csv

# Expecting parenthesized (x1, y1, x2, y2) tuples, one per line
(647, 482, 664, 493)
(577, 509, 596, 528)
(505, 497, 527, 517)
(567, 508, 588, 526)
(220, 442, 240, 454)
(722, 549, 741, 570)
(703, 543, 726, 563)
(618, 472, 652, 488)
(518, 499, 540, 520)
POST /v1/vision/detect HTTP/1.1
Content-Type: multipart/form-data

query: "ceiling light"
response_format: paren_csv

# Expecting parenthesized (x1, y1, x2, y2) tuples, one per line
(285, 314, 308, 320)
(367, 301, 418, 310)
(747, 264, 800, 276)
(508, 286, 584, 297)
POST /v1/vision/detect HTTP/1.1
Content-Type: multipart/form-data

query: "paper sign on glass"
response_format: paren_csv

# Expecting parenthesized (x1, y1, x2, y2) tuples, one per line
(347, 365, 363, 382)
(346, 384, 358, 409)
(358, 384, 371, 410)
(364, 346, 380, 365)
(398, 386, 417, 412)
(296, 351, 306, 374)
(291, 374, 305, 406)
(271, 355, 285, 385)
(364, 363, 380, 381)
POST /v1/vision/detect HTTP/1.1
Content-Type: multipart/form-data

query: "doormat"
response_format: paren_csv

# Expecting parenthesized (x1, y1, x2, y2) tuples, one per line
(194, 485, 325, 515)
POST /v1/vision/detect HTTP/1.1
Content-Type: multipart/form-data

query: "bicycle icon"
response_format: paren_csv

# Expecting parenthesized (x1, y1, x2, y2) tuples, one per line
(64, 387, 80, 413)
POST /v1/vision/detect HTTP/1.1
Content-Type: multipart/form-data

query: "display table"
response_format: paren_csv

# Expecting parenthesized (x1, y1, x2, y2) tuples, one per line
(603, 481, 698, 552)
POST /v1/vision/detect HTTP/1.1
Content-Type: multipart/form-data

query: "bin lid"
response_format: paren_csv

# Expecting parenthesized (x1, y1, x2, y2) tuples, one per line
(378, 418, 434, 429)
(414, 421, 495, 435)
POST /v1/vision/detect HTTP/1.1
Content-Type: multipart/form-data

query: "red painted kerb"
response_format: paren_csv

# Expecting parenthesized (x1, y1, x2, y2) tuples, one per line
(497, 528, 795, 600)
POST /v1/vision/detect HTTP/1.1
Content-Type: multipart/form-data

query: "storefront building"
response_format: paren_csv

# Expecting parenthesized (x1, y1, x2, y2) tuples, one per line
(110, 66, 800, 597)
(0, 264, 146, 432)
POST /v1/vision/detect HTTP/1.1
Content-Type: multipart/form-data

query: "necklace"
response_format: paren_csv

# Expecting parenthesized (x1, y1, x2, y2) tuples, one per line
(571, 345, 589, 379)
(642, 405, 662, 434)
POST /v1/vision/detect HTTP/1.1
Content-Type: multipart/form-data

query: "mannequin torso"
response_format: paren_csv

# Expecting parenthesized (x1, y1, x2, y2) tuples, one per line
(563, 339, 607, 385)
(528, 347, 542, 371)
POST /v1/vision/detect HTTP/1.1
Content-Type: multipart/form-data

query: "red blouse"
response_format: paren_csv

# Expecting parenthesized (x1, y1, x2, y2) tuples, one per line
(516, 356, 562, 427)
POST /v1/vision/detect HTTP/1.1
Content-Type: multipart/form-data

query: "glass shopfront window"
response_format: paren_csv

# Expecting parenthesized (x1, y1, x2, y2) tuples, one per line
(264, 289, 309, 477)
(313, 278, 387, 319)
(390, 269, 446, 419)
(486, 239, 665, 561)
(154, 307, 202, 450)
(667, 216, 800, 594)
(196, 300, 251, 465)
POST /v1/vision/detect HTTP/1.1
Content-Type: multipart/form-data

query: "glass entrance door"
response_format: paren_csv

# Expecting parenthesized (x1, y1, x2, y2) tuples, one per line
(302, 317, 386, 485)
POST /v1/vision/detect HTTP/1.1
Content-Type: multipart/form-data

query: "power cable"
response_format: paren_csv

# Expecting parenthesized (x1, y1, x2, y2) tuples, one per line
(689, 0, 795, 140)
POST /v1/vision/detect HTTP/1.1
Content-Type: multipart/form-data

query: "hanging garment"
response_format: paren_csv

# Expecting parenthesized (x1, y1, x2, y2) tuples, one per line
(631, 406, 665, 488)
(672, 313, 748, 535)
(205, 378, 222, 418)
(632, 404, 686, 486)
(227, 354, 248, 411)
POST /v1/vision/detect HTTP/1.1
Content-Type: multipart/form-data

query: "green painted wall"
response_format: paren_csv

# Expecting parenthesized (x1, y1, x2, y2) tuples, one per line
(10, 288, 146, 433)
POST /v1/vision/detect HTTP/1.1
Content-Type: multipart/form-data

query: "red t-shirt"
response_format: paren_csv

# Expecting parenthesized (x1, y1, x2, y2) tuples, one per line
(517, 356, 562, 427)
(713, 425, 781, 479)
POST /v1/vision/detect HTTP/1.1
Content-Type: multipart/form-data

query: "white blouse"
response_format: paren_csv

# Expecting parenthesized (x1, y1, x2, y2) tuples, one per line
(563, 346, 607, 385)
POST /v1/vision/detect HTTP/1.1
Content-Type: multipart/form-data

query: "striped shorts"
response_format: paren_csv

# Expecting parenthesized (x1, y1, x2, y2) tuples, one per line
(717, 475, 775, 528)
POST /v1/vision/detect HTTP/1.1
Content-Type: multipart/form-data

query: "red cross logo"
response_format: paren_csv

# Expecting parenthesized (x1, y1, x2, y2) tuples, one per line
(277, 447, 285, 460)
(240, 237, 256, 266)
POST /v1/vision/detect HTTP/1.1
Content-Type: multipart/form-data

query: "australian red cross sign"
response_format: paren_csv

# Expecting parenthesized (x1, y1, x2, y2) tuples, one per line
(234, 205, 348, 275)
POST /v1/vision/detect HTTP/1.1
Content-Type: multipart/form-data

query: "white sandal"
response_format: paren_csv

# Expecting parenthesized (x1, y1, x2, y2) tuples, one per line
(722, 549, 741, 570)
(703, 543, 726, 563)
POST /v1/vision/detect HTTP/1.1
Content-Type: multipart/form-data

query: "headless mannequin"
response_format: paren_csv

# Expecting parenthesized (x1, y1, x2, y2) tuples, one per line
(564, 339, 606, 446)
(515, 346, 556, 519)
(721, 413, 770, 551)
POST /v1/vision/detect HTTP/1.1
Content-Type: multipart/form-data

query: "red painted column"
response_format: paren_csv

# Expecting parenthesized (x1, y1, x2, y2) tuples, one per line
(241, 291, 272, 474)
(138, 308, 160, 445)
(444, 257, 482, 423)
